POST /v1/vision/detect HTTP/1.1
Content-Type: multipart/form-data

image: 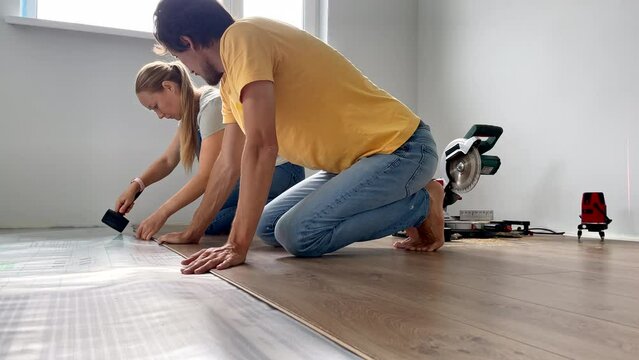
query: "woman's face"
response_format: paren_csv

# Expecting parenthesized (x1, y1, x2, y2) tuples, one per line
(137, 81, 181, 120)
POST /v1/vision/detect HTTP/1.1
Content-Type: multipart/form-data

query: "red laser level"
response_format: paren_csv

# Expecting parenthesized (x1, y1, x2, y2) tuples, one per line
(577, 192, 612, 242)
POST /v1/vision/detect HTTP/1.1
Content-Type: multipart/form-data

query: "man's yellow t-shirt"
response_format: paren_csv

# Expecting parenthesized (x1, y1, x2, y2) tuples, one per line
(220, 18, 420, 173)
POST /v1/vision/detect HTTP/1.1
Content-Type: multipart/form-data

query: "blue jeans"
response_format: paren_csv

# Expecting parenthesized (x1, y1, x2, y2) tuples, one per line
(205, 162, 306, 235)
(256, 122, 438, 257)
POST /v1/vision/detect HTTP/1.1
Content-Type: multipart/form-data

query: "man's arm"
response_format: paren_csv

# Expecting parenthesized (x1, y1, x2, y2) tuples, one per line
(180, 80, 278, 273)
(230, 80, 278, 248)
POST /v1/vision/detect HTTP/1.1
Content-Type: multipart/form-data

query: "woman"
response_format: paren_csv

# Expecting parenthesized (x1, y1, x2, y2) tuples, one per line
(115, 61, 304, 241)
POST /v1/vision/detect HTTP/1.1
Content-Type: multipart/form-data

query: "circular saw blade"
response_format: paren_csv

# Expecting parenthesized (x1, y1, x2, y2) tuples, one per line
(447, 147, 481, 194)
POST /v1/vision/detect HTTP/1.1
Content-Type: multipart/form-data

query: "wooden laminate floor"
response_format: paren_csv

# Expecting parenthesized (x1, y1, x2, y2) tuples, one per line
(167, 235, 639, 360)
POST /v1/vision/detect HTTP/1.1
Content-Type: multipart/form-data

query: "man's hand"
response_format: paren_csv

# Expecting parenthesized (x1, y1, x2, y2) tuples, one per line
(158, 228, 203, 245)
(180, 243, 248, 273)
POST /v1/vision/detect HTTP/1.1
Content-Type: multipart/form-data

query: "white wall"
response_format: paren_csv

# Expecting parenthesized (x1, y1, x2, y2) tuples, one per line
(327, 0, 418, 110)
(417, 0, 639, 239)
(0, 0, 419, 228)
(0, 2, 196, 228)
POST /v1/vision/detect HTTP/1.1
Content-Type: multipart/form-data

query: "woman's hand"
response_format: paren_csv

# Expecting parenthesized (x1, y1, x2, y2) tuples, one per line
(115, 183, 140, 214)
(136, 210, 169, 241)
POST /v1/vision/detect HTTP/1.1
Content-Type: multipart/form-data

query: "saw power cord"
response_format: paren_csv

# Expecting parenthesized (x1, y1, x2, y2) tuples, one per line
(528, 227, 565, 235)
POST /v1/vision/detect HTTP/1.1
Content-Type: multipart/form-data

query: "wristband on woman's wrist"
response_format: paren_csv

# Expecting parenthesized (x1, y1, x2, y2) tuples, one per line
(131, 177, 145, 192)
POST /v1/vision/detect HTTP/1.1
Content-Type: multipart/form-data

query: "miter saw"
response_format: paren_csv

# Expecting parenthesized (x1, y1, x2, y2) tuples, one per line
(442, 124, 502, 207)
(441, 124, 530, 239)
(394, 124, 530, 241)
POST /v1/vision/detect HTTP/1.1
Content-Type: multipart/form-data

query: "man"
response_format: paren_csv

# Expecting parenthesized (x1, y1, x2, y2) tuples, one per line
(153, 0, 445, 273)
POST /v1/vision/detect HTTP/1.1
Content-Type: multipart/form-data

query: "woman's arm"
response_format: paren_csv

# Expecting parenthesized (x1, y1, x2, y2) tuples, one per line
(116, 131, 180, 213)
(135, 129, 226, 240)
(155, 129, 225, 219)
(139, 131, 181, 186)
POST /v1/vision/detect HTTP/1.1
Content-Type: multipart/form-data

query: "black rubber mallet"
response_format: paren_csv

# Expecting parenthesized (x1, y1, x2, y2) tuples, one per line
(102, 191, 141, 233)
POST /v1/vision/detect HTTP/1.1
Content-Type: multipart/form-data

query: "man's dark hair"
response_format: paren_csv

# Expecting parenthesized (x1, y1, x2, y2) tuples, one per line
(153, 0, 235, 53)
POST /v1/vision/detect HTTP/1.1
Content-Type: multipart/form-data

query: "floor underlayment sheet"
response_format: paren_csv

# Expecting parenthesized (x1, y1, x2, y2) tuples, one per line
(0, 228, 357, 360)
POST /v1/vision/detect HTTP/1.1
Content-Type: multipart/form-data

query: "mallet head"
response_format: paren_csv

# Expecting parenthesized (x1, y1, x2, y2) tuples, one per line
(101, 209, 129, 233)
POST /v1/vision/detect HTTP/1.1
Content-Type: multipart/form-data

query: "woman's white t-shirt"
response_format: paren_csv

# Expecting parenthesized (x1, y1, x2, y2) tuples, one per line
(196, 87, 288, 166)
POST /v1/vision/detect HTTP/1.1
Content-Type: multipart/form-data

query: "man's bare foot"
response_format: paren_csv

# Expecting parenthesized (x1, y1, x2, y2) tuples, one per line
(393, 180, 445, 252)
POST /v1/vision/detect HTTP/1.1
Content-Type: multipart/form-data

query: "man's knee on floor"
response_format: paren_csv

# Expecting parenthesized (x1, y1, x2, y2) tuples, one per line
(274, 213, 328, 257)
(255, 218, 280, 247)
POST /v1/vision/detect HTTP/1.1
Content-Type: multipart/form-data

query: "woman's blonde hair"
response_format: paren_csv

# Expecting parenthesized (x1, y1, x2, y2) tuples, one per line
(135, 61, 199, 172)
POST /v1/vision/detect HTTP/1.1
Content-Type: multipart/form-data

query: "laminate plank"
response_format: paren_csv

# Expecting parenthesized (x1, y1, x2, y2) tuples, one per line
(288, 239, 639, 330)
(167, 235, 639, 360)
(169, 241, 565, 360)
(521, 271, 639, 300)
(441, 237, 639, 279)
(272, 243, 639, 359)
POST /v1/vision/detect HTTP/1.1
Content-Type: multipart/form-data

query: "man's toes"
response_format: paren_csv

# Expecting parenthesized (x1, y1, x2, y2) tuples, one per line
(394, 235, 442, 252)
(394, 238, 423, 251)
(393, 239, 409, 249)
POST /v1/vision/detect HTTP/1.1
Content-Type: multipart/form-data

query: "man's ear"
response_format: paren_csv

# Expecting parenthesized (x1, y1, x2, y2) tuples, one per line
(179, 35, 196, 50)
